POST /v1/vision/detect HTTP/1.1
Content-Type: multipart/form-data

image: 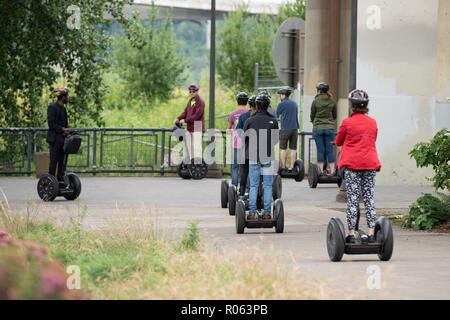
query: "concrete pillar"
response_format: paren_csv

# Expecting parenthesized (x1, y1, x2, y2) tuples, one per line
(435, 0, 450, 130)
(336, 0, 352, 128)
(303, 0, 352, 164)
(303, 0, 329, 134)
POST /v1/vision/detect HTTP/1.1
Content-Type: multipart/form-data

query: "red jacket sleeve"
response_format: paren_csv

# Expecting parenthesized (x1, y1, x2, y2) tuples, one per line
(335, 119, 346, 146)
(185, 98, 204, 123)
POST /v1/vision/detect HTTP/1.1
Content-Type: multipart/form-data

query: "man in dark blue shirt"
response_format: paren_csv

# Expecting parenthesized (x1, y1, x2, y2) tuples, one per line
(276, 88, 299, 169)
(236, 95, 256, 197)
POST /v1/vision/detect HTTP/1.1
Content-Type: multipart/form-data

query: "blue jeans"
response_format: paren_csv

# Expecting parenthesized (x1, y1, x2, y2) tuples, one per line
(312, 129, 335, 163)
(231, 148, 240, 187)
(249, 161, 274, 215)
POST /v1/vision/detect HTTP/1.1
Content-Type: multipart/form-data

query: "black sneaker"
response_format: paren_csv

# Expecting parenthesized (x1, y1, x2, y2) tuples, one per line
(368, 235, 376, 243)
(345, 235, 356, 244)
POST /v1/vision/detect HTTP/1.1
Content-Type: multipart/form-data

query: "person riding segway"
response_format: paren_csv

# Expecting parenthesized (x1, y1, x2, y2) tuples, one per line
(235, 92, 284, 233)
(222, 92, 249, 212)
(326, 89, 392, 261)
(310, 82, 337, 178)
(173, 84, 207, 180)
(276, 87, 304, 182)
(37, 87, 82, 201)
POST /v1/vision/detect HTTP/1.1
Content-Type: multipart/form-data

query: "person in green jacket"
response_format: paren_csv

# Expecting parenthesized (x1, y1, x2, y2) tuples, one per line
(310, 82, 337, 176)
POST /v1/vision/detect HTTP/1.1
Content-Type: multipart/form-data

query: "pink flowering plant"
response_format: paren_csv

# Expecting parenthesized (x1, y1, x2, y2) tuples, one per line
(0, 230, 89, 300)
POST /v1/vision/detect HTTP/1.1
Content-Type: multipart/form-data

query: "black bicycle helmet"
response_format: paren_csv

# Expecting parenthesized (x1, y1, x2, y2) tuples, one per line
(348, 89, 369, 108)
(316, 82, 330, 92)
(52, 86, 70, 97)
(248, 95, 256, 108)
(277, 87, 292, 96)
(255, 92, 271, 110)
(236, 92, 249, 105)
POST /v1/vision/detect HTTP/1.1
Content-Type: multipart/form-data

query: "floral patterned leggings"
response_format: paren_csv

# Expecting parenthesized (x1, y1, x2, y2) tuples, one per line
(344, 169, 377, 231)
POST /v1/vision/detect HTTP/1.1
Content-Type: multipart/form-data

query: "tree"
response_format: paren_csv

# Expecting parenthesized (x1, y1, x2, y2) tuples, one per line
(216, 5, 275, 93)
(0, 0, 133, 128)
(216, 1, 306, 93)
(276, 0, 306, 24)
(111, 5, 188, 104)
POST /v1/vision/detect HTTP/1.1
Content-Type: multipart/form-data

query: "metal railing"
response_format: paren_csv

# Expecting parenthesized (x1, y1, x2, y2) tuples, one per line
(0, 128, 316, 176)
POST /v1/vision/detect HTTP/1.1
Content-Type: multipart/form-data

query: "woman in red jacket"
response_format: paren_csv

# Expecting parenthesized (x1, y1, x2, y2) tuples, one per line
(335, 89, 381, 244)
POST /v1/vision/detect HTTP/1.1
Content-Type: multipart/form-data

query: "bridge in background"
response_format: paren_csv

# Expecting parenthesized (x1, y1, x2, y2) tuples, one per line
(107, 0, 281, 23)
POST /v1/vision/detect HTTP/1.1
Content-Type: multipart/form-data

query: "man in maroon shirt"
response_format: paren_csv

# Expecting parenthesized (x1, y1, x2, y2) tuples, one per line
(174, 84, 205, 132)
(174, 84, 205, 160)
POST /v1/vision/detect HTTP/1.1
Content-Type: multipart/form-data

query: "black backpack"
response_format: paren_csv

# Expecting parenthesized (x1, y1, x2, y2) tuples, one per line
(63, 133, 82, 154)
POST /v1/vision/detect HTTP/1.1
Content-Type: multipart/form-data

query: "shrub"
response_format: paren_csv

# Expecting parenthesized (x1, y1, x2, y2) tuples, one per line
(0, 230, 89, 300)
(178, 220, 201, 251)
(409, 129, 450, 191)
(402, 193, 450, 230)
(404, 130, 450, 230)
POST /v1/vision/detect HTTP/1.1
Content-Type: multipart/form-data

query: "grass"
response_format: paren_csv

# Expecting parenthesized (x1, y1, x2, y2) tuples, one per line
(0, 199, 332, 300)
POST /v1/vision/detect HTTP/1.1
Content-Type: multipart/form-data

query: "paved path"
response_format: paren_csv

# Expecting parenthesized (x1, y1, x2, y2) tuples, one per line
(1, 176, 448, 299)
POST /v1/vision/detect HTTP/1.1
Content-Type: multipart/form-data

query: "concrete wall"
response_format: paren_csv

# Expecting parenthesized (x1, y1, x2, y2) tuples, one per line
(356, 0, 445, 185)
(303, 0, 449, 185)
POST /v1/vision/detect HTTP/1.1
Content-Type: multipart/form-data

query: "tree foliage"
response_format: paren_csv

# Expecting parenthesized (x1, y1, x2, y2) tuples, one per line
(0, 0, 133, 128)
(216, 1, 306, 93)
(111, 5, 188, 104)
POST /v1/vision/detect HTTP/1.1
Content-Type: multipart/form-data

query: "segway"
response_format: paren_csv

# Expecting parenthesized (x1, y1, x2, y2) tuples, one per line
(173, 121, 208, 180)
(235, 198, 284, 234)
(279, 159, 305, 182)
(228, 174, 281, 216)
(37, 133, 82, 202)
(308, 152, 342, 188)
(326, 208, 394, 262)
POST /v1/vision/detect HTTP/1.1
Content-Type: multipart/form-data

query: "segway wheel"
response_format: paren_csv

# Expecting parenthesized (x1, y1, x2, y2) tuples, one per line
(177, 163, 191, 179)
(326, 218, 345, 261)
(308, 163, 319, 188)
(274, 199, 284, 233)
(228, 185, 237, 216)
(235, 200, 246, 234)
(37, 174, 59, 202)
(375, 216, 394, 261)
(63, 173, 82, 200)
(221, 180, 229, 208)
(188, 158, 208, 180)
(294, 160, 305, 182)
(272, 175, 282, 200)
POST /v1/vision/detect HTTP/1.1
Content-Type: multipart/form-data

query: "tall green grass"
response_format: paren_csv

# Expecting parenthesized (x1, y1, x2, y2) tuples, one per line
(0, 200, 332, 300)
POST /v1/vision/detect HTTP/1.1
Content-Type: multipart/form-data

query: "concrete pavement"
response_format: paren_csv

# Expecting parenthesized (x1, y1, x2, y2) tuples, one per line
(0, 176, 448, 299)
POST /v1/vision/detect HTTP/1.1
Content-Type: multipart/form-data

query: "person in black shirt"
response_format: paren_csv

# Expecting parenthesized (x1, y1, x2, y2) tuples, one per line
(243, 92, 279, 219)
(46, 87, 70, 181)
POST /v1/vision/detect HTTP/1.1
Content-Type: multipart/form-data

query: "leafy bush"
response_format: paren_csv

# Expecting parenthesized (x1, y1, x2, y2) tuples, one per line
(404, 130, 450, 230)
(402, 193, 450, 230)
(409, 129, 450, 191)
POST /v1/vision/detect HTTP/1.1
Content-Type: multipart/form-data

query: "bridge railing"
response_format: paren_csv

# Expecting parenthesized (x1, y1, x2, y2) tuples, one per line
(0, 128, 316, 176)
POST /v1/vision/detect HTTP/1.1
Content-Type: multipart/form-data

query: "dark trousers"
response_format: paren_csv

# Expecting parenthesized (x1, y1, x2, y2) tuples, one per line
(239, 158, 250, 195)
(49, 142, 65, 181)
